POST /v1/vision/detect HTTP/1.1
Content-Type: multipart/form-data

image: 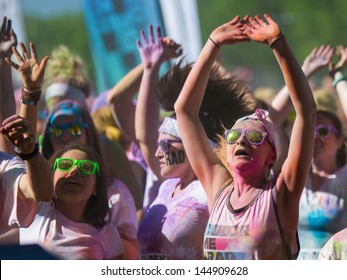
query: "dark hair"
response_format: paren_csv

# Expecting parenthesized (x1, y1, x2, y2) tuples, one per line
(317, 110, 346, 167)
(49, 143, 109, 228)
(42, 100, 102, 160)
(158, 60, 256, 142)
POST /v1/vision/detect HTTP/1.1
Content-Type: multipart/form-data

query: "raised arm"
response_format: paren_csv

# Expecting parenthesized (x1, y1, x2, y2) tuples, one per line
(0, 17, 17, 153)
(269, 45, 333, 127)
(330, 45, 347, 117)
(0, 115, 53, 201)
(1, 41, 53, 201)
(6, 42, 49, 138)
(174, 16, 249, 201)
(135, 25, 182, 179)
(245, 14, 316, 230)
(107, 63, 143, 142)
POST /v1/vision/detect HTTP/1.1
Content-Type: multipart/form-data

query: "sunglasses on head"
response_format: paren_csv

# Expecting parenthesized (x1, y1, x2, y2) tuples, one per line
(315, 125, 340, 140)
(157, 139, 183, 153)
(53, 158, 99, 175)
(224, 128, 268, 145)
(48, 122, 87, 138)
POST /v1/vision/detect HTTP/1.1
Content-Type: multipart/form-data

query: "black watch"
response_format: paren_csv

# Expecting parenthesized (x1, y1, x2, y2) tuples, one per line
(14, 142, 40, 160)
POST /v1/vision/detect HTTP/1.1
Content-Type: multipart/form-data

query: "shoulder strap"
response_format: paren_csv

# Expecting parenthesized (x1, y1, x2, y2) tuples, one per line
(211, 177, 233, 209)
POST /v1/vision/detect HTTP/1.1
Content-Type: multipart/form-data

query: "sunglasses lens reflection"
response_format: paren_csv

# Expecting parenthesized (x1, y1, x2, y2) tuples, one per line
(68, 124, 82, 136)
(158, 140, 168, 153)
(49, 126, 62, 137)
(57, 158, 74, 170)
(317, 127, 329, 137)
(247, 131, 265, 144)
(79, 161, 95, 174)
(226, 129, 241, 143)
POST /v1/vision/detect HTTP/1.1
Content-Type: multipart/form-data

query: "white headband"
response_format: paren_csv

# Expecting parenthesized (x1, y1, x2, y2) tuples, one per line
(158, 117, 216, 149)
(45, 82, 87, 108)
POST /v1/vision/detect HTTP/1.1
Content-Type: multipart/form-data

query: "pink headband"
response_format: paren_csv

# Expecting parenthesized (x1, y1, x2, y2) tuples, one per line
(233, 109, 285, 175)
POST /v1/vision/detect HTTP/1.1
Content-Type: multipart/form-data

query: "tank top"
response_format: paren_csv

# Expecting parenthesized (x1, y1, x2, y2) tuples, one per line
(203, 179, 298, 259)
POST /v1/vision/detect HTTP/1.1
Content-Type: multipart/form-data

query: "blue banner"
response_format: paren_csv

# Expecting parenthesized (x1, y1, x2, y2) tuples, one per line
(83, 0, 167, 94)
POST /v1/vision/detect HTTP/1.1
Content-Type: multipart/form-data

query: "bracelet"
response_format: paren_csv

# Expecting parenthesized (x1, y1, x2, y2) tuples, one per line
(269, 34, 285, 48)
(333, 75, 346, 88)
(14, 142, 40, 160)
(21, 88, 41, 106)
(23, 86, 41, 91)
(209, 37, 220, 49)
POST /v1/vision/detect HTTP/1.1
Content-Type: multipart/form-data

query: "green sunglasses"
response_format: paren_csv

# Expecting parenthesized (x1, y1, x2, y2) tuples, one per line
(53, 158, 100, 175)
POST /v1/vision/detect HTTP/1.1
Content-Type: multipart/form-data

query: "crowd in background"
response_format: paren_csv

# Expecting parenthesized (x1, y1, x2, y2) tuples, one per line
(1, 13, 347, 260)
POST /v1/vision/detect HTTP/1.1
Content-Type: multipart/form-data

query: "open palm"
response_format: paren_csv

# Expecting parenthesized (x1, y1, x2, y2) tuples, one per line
(5, 42, 48, 89)
(302, 45, 334, 76)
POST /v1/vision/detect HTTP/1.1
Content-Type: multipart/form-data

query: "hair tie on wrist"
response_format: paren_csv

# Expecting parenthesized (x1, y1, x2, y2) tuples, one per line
(333, 75, 346, 88)
(209, 37, 220, 49)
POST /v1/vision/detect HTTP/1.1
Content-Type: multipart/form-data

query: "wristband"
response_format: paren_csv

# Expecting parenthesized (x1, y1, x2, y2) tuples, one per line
(332, 75, 346, 88)
(21, 88, 42, 106)
(269, 34, 285, 48)
(14, 142, 40, 160)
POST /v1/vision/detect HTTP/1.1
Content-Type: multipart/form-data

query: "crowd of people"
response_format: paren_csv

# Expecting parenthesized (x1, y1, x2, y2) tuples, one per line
(1, 13, 347, 260)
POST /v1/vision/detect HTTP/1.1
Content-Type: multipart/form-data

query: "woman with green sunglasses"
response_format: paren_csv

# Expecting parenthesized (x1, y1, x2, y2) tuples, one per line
(40, 100, 140, 259)
(175, 14, 316, 259)
(19, 144, 123, 259)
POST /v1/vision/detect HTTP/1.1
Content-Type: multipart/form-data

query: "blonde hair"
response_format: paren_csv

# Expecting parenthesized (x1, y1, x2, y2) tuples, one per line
(91, 106, 129, 150)
(215, 125, 233, 175)
(44, 45, 91, 97)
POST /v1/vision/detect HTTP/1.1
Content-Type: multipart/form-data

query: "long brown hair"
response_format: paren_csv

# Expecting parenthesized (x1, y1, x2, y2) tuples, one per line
(49, 143, 109, 228)
(317, 110, 346, 167)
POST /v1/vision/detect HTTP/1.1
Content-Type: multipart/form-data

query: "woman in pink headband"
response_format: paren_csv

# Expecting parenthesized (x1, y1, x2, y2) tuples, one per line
(175, 14, 317, 259)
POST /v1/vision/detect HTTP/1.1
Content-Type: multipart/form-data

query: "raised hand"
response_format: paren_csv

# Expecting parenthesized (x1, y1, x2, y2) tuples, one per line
(330, 45, 347, 75)
(136, 25, 165, 69)
(244, 14, 282, 46)
(0, 16, 17, 59)
(301, 45, 334, 77)
(5, 42, 48, 89)
(0, 114, 36, 154)
(162, 37, 182, 61)
(209, 15, 249, 48)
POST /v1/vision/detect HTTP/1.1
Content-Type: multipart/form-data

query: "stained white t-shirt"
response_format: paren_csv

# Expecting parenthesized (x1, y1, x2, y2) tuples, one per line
(106, 179, 138, 239)
(0, 152, 38, 234)
(20, 201, 123, 259)
(138, 178, 209, 260)
(298, 164, 347, 259)
(319, 227, 347, 260)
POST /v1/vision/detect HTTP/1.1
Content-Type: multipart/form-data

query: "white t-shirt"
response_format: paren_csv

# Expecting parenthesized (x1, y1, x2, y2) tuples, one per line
(20, 201, 123, 260)
(0, 152, 38, 234)
(106, 179, 138, 239)
(138, 178, 209, 260)
(319, 227, 347, 260)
